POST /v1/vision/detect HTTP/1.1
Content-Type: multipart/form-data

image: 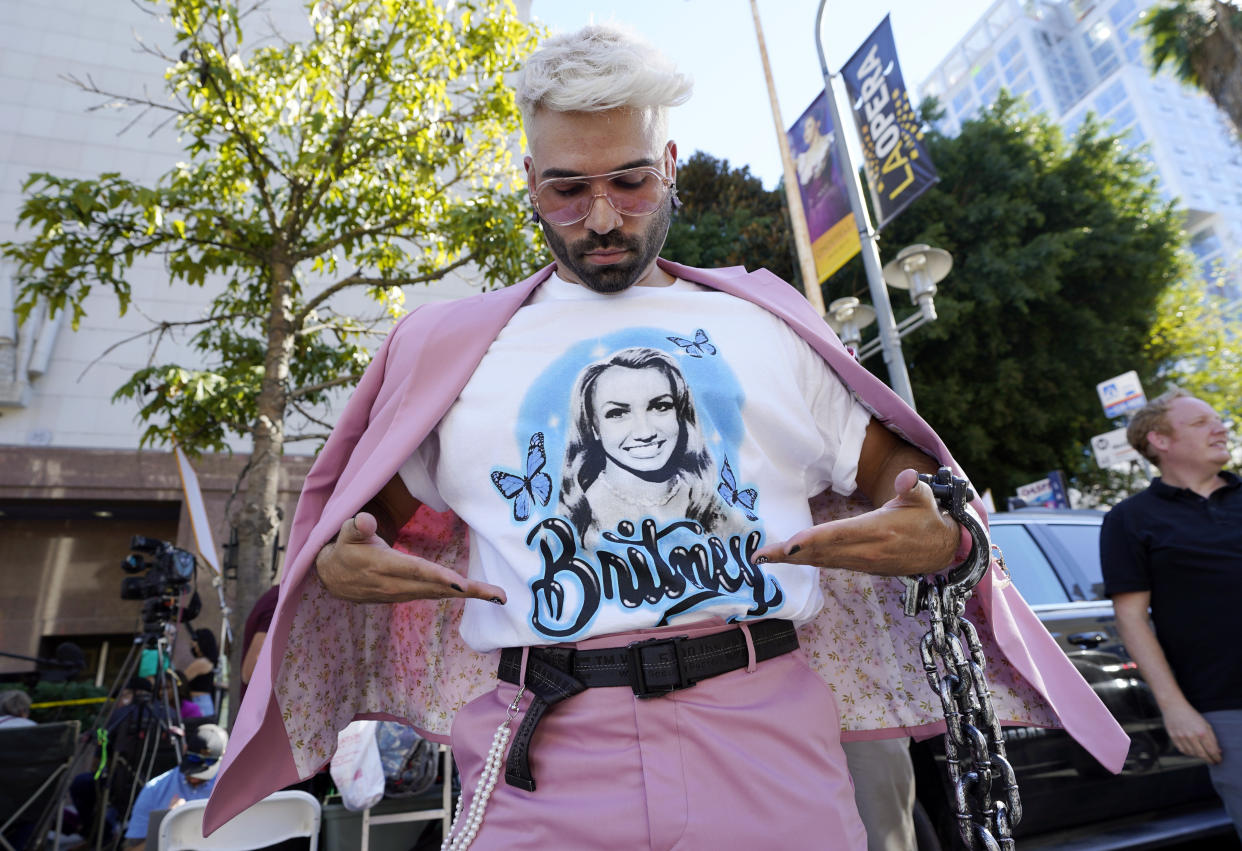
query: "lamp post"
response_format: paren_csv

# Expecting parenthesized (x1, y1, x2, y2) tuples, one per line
(883, 244, 953, 325)
(826, 296, 876, 352)
(855, 243, 954, 363)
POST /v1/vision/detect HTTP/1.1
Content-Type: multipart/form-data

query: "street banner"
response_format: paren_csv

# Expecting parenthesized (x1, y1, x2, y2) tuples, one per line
(1096, 370, 1146, 420)
(787, 92, 861, 281)
(841, 15, 939, 229)
(1013, 471, 1071, 509)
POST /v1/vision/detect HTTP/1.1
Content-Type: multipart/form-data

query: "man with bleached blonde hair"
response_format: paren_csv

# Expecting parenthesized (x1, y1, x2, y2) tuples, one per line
(205, 23, 1128, 849)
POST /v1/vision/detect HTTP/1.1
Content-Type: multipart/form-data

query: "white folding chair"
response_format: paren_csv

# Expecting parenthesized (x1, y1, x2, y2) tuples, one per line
(359, 744, 454, 851)
(157, 789, 321, 851)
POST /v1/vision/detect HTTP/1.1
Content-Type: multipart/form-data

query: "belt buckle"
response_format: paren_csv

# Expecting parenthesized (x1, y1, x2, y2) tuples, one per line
(626, 635, 691, 699)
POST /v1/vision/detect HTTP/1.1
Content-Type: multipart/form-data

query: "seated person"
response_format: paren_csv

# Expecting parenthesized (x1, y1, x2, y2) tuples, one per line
(123, 724, 226, 850)
(171, 671, 204, 720)
(0, 690, 36, 727)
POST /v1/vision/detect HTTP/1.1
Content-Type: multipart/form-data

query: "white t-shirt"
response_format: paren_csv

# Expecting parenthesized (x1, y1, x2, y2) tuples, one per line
(400, 274, 872, 652)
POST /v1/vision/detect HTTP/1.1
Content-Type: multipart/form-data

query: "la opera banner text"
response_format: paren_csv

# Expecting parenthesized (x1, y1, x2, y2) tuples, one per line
(841, 15, 939, 229)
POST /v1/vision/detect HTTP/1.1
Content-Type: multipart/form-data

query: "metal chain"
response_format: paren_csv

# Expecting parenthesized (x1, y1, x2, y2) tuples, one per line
(900, 468, 1022, 850)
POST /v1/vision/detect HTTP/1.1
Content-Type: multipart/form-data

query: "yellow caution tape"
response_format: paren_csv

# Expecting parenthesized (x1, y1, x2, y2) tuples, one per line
(30, 697, 108, 708)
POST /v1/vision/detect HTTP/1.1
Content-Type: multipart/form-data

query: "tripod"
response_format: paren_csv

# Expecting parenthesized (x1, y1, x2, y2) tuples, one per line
(65, 629, 187, 851)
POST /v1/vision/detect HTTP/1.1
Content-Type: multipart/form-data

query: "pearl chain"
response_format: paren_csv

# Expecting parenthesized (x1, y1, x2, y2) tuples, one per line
(442, 686, 525, 851)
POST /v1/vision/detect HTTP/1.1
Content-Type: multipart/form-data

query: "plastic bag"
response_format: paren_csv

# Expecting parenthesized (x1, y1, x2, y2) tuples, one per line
(330, 720, 384, 811)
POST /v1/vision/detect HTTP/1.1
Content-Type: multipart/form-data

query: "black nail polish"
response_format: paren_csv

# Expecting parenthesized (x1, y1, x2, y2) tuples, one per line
(788, 545, 801, 555)
(489, 597, 505, 605)
(755, 555, 770, 565)
(450, 583, 464, 593)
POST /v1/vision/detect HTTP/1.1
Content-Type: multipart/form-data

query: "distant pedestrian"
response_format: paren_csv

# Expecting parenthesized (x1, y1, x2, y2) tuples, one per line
(184, 627, 219, 716)
(1102, 387, 1242, 836)
(0, 690, 36, 727)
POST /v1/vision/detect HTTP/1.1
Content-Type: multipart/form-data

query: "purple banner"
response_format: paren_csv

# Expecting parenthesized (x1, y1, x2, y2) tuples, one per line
(786, 91, 860, 282)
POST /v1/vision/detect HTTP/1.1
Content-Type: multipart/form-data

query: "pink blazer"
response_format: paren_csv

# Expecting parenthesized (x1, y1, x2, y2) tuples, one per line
(204, 261, 1129, 831)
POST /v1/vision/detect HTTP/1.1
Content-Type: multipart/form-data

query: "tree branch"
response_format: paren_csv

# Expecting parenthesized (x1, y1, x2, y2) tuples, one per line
(284, 431, 333, 444)
(65, 73, 190, 119)
(289, 396, 338, 431)
(198, 14, 285, 236)
(73, 311, 257, 381)
(294, 253, 475, 322)
(289, 22, 403, 236)
(287, 373, 363, 401)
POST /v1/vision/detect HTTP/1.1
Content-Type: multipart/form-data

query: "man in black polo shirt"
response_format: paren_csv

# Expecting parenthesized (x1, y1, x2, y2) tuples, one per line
(1101, 387, 1242, 834)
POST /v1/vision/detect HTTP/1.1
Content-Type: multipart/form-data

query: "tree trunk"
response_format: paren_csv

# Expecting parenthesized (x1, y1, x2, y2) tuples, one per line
(1194, 2, 1242, 134)
(225, 259, 296, 725)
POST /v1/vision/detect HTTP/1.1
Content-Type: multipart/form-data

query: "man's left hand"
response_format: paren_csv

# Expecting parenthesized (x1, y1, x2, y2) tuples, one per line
(753, 468, 959, 576)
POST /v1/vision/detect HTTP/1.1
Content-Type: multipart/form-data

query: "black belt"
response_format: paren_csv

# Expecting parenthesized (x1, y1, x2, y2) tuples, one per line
(496, 619, 799, 791)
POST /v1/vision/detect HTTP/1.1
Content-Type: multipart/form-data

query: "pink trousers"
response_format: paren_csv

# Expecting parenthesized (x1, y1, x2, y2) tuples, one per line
(448, 619, 867, 849)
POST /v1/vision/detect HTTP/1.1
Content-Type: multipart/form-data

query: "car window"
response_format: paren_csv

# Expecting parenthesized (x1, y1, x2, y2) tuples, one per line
(1039, 524, 1105, 600)
(989, 524, 1071, 604)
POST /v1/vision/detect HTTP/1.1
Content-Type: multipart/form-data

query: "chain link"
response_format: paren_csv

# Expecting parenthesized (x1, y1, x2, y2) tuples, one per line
(901, 469, 1021, 850)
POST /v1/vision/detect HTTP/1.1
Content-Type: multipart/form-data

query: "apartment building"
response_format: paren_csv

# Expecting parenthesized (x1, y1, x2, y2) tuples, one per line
(919, 0, 1242, 302)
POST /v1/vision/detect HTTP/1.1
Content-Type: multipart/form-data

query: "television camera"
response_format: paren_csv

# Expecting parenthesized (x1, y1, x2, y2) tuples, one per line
(120, 535, 197, 637)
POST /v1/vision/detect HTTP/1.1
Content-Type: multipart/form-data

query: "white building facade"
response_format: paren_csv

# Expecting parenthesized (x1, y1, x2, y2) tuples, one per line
(0, 0, 531, 680)
(919, 0, 1242, 304)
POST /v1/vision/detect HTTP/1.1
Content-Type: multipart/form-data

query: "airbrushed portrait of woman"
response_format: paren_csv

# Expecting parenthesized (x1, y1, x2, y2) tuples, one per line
(557, 346, 746, 549)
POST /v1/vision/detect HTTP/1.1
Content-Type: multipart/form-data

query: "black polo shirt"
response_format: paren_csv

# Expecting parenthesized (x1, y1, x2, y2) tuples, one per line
(1100, 472, 1242, 712)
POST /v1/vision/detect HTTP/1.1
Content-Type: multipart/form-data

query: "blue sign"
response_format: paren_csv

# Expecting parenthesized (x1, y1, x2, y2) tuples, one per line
(1014, 471, 1070, 509)
(1096, 371, 1146, 420)
(840, 15, 939, 229)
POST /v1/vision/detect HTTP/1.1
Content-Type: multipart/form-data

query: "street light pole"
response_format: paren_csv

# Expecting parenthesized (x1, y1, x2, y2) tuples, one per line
(813, 0, 917, 410)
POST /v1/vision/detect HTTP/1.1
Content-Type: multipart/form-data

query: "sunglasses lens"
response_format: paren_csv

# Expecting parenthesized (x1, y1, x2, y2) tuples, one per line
(536, 168, 667, 225)
(538, 179, 593, 225)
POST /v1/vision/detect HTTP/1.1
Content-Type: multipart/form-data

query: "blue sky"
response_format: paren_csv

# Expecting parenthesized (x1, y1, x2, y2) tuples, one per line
(529, 0, 997, 187)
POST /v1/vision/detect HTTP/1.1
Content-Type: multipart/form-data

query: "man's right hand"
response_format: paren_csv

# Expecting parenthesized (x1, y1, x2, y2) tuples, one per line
(314, 512, 507, 605)
(1162, 700, 1223, 764)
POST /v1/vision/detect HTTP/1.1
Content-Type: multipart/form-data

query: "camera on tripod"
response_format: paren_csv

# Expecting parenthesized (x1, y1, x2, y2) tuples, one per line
(120, 535, 197, 636)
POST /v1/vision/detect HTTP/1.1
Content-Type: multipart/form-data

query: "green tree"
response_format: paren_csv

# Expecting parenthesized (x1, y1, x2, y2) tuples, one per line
(825, 93, 1189, 501)
(1141, 0, 1242, 133)
(1146, 271, 1242, 425)
(663, 151, 799, 287)
(1, 0, 542, 707)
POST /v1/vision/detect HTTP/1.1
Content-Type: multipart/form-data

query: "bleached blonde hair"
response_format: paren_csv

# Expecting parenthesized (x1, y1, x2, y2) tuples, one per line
(515, 23, 693, 142)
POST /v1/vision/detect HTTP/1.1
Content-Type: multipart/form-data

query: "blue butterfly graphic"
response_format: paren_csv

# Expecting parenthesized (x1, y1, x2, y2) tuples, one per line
(717, 457, 758, 521)
(666, 328, 717, 358)
(490, 432, 553, 522)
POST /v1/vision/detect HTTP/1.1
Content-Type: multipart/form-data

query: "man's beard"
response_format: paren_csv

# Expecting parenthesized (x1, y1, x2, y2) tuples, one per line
(539, 199, 672, 293)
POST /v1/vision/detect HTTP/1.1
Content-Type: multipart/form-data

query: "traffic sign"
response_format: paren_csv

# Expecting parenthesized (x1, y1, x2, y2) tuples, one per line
(1091, 427, 1140, 469)
(1096, 371, 1146, 420)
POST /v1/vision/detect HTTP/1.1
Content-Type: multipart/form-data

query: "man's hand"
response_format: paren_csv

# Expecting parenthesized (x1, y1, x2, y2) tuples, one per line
(1162, 700, 1223, 764)
(314, 512, 507, 605)
(753, 468, 959, 576)
(1111, 591, 1219, 764)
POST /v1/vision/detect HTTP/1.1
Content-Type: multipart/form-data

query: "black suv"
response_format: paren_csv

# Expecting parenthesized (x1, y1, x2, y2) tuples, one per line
(911, 509, 1235, 849)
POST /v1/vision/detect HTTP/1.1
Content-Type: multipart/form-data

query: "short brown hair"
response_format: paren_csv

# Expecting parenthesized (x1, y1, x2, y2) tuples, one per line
(1127, 386, 1192, 464)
